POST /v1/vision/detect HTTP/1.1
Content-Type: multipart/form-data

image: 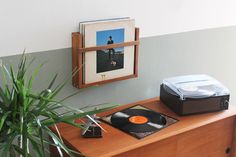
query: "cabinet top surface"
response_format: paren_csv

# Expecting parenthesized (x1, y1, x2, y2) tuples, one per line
(50, 97, 236, 157)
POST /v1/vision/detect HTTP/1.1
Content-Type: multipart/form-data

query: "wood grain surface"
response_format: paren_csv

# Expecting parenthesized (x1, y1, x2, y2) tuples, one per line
(50, 97, 236, 157)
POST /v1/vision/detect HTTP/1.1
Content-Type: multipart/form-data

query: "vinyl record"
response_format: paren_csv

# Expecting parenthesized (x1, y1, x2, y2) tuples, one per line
(110, 108, 167, 133)
(101, 105, 178, 139)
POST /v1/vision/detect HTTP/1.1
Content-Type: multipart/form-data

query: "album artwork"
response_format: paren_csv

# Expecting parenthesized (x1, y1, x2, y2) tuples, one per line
(101, 105, 178, 139)
(96, 28, 124, 73)
(79, 18, 135, 84)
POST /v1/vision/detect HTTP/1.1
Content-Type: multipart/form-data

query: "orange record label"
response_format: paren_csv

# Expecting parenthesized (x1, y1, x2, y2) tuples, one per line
(129, 116, 148, 124)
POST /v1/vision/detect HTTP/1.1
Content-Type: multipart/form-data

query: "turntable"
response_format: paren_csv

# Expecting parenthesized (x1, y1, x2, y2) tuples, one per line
(160, 74, 230, 116)
(101, 105, 178, 139)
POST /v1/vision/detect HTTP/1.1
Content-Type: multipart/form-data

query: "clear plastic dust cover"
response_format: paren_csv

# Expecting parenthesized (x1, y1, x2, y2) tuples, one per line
(162, 74, 229, 100)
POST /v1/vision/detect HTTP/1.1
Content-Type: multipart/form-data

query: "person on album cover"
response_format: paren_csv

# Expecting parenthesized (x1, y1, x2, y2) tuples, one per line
(107, 36, 115, 60)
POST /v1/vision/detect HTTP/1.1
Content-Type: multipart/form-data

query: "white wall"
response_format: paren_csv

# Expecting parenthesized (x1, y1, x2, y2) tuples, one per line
(1, 0, 236, 57)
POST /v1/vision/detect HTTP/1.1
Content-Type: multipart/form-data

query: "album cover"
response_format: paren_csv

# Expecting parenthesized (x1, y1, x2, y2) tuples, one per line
(101, 105, 178, 139)
(79, 17, 130, 36)
(80, 18, 135, 84)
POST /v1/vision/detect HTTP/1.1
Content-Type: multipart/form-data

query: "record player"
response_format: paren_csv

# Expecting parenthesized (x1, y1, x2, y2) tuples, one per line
(160, 74, 230, 116)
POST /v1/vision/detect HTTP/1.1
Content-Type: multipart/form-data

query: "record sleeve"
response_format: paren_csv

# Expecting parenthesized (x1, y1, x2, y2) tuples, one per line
(101, 105, 178, 139)
(80, 18, 135, 84)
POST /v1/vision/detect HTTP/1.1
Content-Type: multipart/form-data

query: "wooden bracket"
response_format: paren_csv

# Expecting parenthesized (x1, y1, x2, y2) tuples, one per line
(72, 27, 140, 88)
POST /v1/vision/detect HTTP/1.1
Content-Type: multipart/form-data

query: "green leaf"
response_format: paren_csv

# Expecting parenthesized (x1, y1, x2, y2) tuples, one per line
(28, 135, 44, 157)
(31, 134, 82, 156)
(41, 106, 115, 126)
(0, 53, 117, 157)
(38, 125, 46, 157)
(2, 65, 12, 83)
(43, 126, 73, 156)
(58, 90, 83, 103)
(0, 87, 10, 106)
(27, 61, 44, 93)
(61, 120, 85, 129)
(12, 144, 32, 157)
(0, 111, 11, 131)
(47, 74, 58, 90)
(1, 134, 16, 157)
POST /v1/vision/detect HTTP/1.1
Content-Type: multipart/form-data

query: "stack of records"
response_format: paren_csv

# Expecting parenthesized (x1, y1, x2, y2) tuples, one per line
(79, 18, 135, 84)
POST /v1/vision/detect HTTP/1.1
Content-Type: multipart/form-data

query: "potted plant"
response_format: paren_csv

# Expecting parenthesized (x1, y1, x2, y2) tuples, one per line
(0, 54, 114, 157)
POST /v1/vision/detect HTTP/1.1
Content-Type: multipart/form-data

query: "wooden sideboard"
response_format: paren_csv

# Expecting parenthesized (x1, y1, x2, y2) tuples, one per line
(50, 97, 236, 157)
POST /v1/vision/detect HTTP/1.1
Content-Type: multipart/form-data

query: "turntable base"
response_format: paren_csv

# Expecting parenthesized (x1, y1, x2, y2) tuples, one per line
(50, 97, 236, 157)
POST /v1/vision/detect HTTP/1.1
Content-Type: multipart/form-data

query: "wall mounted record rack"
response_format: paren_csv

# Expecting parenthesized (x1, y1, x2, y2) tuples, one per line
(72, 27, 140, 89)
